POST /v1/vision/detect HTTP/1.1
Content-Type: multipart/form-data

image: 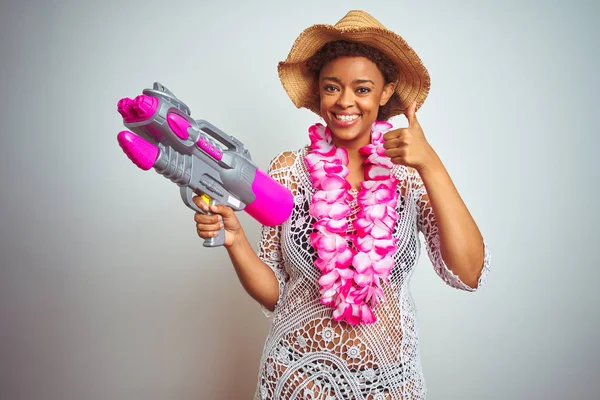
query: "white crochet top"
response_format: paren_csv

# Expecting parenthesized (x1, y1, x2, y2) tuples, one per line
(253, 147, 491, 400)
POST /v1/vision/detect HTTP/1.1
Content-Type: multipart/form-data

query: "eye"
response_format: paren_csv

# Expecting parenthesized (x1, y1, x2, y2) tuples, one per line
(356, 87, 371, 94)
(323, 85, 339, 93)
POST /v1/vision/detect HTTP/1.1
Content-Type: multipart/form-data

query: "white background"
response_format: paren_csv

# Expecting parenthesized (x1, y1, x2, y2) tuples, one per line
(1, 0, 598, 398)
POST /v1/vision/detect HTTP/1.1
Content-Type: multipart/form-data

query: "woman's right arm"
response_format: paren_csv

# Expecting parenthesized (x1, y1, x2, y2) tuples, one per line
(193, 151, 295, 313)
(193, 197, 281, 312)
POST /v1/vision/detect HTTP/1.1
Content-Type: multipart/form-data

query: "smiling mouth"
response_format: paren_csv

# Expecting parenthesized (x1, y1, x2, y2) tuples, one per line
(333, 113, 361, 122)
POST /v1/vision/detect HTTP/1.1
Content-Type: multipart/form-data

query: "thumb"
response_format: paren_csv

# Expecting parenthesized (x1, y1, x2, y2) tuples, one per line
(405, 101, 419, 127)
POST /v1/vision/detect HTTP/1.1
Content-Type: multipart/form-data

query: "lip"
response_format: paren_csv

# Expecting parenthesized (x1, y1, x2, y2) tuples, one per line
(330, 112, 361, 128)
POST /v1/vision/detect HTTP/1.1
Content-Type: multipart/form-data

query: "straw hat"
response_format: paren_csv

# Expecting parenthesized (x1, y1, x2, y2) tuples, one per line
(277, 10, 431, 119)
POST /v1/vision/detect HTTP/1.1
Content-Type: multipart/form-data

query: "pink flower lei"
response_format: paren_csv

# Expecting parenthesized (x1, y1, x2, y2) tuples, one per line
(305, 121, 400, 325)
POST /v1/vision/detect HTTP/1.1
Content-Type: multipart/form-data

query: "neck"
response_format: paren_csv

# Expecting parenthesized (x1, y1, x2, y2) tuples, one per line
(331, 135, 371, 165)
(346, 148, 367, 178)
(332, 141, 369, 192)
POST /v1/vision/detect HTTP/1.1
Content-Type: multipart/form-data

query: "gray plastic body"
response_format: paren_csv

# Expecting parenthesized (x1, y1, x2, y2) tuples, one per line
(123, 83, 262, 247)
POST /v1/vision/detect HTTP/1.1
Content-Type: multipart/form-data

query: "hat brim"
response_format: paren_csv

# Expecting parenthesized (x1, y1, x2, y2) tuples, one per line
(278, 24, 431, 119)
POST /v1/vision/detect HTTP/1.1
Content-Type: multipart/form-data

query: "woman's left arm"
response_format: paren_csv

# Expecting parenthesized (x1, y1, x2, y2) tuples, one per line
(384, 102, 488, 289)
(415, 153, 485, 288)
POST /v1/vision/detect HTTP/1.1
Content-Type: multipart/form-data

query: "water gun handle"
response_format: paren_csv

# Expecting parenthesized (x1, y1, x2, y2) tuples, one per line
(181, 187, 225, 247)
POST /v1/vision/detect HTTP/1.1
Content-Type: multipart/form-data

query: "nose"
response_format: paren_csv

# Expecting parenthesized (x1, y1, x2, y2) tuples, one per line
(336, 88, 355, 108)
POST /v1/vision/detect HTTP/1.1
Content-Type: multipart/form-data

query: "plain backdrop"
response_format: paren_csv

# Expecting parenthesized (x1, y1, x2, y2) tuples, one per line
(1, 0, 599, 399)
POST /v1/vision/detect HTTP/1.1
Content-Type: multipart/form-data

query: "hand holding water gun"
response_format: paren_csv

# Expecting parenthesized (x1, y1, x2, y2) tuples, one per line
(116, 82, 294, 247)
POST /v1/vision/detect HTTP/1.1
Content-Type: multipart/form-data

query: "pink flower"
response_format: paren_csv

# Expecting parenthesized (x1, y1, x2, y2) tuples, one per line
(372, 120, 393, 134)
(358, 188, 397, 206)
(360, 237, 397, 255)
(321, 175, 351, 191)
(359, 143, 377, 157)
(336, 247, 356, 269)
(365, 164, 392, 180)
(319, 269, 342, 288)
(370, 220, 394, 240)
(323, 163, 348, 176)
(367, 153, 394, 168)
(320, 287, 339, 307)
(325, 218, 349, 233)
(313, 188, 349, 203)
(333, 301, 361, 325)
(373, 256, 394, 279)
(354, 236, 397, 256)
(376, 146, 388, 157)
(360, 304, 376, 324)
(306, 120, 399, 325)
(310, 199, 351, 219)
(360, 180, 396, 192)
(355, 215, 394, 239)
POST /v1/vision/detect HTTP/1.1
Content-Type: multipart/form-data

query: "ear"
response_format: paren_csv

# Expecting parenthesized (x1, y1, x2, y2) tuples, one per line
(379, 82, 396, 106)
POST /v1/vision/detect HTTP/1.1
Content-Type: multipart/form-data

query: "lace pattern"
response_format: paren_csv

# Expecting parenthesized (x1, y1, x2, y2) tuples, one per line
(254, 147, 491, 399)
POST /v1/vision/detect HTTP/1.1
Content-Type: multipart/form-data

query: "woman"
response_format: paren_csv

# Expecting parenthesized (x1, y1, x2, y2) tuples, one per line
(194, 10, 490, 400)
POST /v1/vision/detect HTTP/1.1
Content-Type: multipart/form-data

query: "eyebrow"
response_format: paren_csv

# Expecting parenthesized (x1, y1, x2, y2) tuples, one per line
(322, 77, 375, 85)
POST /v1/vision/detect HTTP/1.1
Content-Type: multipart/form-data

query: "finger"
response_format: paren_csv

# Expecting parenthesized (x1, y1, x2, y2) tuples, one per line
(192, 195, 210, 211)
(196, 221, 223, 232)
(383, 138, 404, 150)
(405, 101, 419, 127)
(194, 212, 220, 224)
(383, 139, 395, 149)
(197, 228, 220, 239)
(384, 138, 411, 152)
(209, 203, 236, 219)
(390, 156, 406, 165)
(383, 130, 400, 141)
(385, 147, 407, 160)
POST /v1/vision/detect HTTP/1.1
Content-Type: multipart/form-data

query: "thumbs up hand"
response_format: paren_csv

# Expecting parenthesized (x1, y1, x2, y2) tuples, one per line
(383, 101, 436, 172)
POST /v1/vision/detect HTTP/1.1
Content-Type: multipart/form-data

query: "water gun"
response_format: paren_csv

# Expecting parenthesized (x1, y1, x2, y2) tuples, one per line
(116, 82, 294, 247)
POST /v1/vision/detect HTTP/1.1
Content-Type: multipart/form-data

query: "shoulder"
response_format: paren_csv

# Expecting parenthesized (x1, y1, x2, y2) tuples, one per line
(391, 164, 415, 183)
(268, 150, 297, 169)
(266, 147, 308, 188)
(268, 147, 308, 172)
(391, 164, 427, 198)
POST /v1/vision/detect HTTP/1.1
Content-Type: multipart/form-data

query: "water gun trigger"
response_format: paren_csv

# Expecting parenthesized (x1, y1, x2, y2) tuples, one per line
(199, 193, 212, 208)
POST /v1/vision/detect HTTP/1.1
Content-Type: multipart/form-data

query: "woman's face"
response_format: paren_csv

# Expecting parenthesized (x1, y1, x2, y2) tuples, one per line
(318, 56, 395, 149)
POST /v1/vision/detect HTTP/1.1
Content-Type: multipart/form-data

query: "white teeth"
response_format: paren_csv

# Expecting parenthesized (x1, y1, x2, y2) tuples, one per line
(335, 114, 359, 121)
